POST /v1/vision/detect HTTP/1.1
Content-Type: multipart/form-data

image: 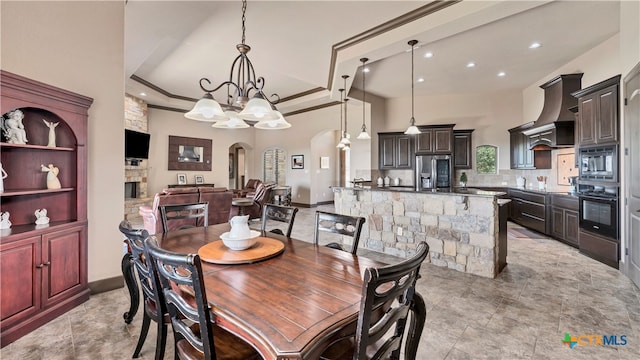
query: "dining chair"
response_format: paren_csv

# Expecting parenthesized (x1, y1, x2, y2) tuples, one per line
(319, 241, 429, 360)
(260, 204, 299, 237)
(118, 220, 168, 360)
(159, 202, 208, 233)
(144, 239, 260, 360)
(313, 210, 366, 255)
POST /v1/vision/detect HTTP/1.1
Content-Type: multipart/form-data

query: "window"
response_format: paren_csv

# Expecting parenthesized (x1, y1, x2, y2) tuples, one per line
(476, 145, 497, 174)
(263, 148, 286, 185)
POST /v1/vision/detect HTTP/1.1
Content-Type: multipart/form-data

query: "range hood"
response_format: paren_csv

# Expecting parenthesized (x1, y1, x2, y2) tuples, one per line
(522, 73, 583, 150)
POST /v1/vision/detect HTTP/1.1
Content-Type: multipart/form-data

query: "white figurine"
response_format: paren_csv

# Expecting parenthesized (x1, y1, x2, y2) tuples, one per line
(42, 119, 59, 147)
(35, 208, 50, 225)
(1, 109, 28, 144)
(0, 212, 11, 229)
(0, 162, 7, 193)
(41, 164, 61, 189)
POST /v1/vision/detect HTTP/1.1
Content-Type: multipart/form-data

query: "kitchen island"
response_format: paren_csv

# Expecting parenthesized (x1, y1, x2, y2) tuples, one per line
(332, 186, 508, 278)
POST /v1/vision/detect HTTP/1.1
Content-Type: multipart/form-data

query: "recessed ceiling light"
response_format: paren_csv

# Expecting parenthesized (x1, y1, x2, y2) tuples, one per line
(529, 42, 542, 49)
(417, 78, 425, 83)
(497, 71, 506, 77)
(424, 52, 433, 58)
(466, 62, 476, 68)
(139, 92, 147, 97)
(363, 67, 370, 73)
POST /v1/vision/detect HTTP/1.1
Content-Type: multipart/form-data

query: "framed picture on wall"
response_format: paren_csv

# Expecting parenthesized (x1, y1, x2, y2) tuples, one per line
(177, 173, 187, 185)
(320, 156, 330, 169)
(292, 155, 304, 169)
(194, 175, 204, 184)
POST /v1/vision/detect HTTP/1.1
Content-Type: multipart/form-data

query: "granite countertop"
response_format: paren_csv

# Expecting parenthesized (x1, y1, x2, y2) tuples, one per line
(335, 186, 506, 198)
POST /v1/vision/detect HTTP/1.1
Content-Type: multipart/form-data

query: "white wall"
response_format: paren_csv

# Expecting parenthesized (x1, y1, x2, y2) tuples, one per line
(147, 108, 254, 195)
(1, 1, 125, 283)
(310, 131, 339, 203)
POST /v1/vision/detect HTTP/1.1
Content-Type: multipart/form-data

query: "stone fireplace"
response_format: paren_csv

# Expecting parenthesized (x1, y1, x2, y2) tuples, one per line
(124, 94, 151, 223)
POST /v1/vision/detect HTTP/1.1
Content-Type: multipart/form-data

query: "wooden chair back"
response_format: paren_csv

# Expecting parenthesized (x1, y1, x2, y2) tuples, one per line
(313, 210, 366, 255)
(355, 242, 429, 360)
(145, 239, 259, 360)
(261, 204, 299, 237)
(159, 202, 208, 233)
(119, 220, 168, 359)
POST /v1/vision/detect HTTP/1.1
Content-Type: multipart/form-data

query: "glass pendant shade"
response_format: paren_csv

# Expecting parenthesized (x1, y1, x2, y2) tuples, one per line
(404, 123, 421, 135)
(212, 111, 249, 128)
(336, 141, 345, 149)
(357, 125, 371, 139)
(238, 96, 280, 121)
(185, 93, 227, 121)
(254, 110, 291, 129)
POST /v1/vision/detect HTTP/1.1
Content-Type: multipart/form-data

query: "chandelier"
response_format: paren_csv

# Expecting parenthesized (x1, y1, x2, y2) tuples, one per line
(184, 0, 291, 130)
(404, 40, 420, 135)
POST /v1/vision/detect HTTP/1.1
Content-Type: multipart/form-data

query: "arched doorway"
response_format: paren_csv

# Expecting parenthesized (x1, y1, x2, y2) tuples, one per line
(229, 143, 248, 190)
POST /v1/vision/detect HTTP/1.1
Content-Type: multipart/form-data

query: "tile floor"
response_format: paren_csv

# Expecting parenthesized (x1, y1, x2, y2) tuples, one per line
(2, 204, 639, 359)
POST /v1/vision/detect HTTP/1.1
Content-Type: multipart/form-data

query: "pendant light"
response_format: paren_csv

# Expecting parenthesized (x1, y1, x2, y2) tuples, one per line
(357, 58, 371, 140)
(342, 97, 351, 150)
(339, 75, 351, 149)
(336, 88, 345, 148)
(404, 40, 421, 135)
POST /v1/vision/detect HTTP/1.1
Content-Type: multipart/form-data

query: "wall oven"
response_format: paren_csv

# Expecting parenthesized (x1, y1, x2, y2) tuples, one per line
(579, 144, 617, 182)
(578, 185, 618, 240)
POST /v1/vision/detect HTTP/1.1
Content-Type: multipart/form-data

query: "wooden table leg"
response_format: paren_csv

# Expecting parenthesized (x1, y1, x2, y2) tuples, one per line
(121, 251, 139, 324)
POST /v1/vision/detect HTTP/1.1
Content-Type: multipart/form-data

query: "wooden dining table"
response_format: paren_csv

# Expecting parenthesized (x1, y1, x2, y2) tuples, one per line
(121, 223, 387, 359)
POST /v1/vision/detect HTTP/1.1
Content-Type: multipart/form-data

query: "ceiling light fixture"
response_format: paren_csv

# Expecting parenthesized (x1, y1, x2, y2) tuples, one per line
(424, 52, 434, 58)
(466, 62, 476, 68)
(337, 88, 345, 149)
(357, 58, 371, 140)
(529, 42, 542, 49)
(339, 75, 351, 149)
(404, 40, 420, 135)
(497, 71, 506, 77)
(185, 0, 285, 128)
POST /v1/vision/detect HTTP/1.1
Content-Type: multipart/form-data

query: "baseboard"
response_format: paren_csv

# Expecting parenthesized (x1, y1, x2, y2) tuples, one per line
(88, 275, 124, 294)
(316, 201, 334, 205)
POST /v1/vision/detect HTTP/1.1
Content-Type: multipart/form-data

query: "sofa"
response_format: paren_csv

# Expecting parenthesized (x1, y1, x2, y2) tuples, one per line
(139, 187, 233, 234)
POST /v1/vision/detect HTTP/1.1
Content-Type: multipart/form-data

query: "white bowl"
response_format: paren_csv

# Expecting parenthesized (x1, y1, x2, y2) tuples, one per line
(220, 230, 260, 250)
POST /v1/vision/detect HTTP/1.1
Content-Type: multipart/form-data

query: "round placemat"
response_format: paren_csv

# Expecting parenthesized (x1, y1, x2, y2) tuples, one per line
(198, 237, 285, 264)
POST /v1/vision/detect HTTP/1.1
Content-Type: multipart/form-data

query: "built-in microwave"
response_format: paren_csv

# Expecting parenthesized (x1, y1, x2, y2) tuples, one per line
(579, 144, 617, 182)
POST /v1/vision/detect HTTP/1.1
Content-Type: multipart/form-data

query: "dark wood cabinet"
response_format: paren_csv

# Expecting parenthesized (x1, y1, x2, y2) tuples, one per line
(579, 229, 619, 269)
(573, 75, 621, 146)
(378, 133, 413, 169)
(0, 71, 91, 347)
(508, 123, 551, 169)
(453, 129, 473, 169)
(415, 125, 454, 154)
(550, 194, 579, 247)
(508, 189, 547, 234)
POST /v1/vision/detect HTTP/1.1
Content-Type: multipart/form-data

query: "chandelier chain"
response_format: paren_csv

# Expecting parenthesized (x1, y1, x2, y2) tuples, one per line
(241, 0, 247, 45)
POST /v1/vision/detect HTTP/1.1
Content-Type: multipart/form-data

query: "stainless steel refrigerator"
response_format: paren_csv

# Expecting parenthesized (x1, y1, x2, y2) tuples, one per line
(415, 154, 452, 190)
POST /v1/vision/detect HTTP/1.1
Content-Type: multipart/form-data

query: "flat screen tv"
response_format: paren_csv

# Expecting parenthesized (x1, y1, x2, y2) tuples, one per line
(125, 129, 150, 159)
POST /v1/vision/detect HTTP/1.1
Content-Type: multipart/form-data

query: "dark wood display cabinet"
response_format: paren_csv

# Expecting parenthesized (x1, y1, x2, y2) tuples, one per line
(0, 71, 92, 347)
(378, 132, 414, 169)
(508, 122, 551, 169)
(572, 75, 621, 147)
(454, 129, 473, 169)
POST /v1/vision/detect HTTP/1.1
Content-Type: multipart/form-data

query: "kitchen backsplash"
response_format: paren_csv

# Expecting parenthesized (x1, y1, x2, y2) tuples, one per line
(356, 150, 577, 192)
